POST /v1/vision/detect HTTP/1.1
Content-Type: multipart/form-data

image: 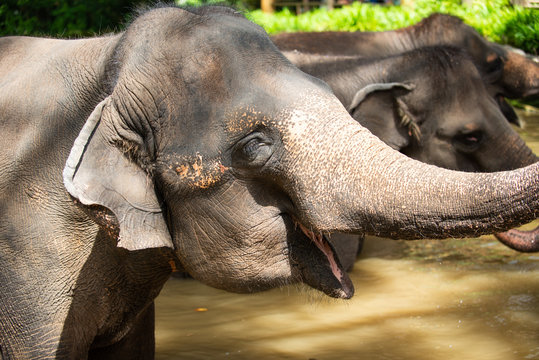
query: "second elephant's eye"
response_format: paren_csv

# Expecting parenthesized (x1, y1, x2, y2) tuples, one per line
(453, 130, 484, 153)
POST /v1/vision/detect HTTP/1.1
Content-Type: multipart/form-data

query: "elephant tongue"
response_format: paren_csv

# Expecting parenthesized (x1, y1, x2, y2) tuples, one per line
(296, 222, 354, 299)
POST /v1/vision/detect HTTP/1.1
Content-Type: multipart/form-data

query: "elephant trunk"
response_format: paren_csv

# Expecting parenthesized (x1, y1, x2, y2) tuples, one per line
(358, 159, 538, 239)
(286, 103, 539, 239)
(503, 50, 539, 99)
(341, 132, 538, 239)
(496, 130, 538, 171)
(495, 226, 539, 252)
(490, 132, 538, 252)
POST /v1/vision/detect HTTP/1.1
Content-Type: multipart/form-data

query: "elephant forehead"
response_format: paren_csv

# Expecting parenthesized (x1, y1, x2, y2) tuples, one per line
(225, 107, 271, 134)
(224, 78, 339, 134)
(181, 50, 231, 102)
(277, 93, 360, 148)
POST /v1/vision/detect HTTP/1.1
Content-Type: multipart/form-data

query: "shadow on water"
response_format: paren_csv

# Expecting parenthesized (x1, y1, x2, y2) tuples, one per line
(155, 111, 539, 360)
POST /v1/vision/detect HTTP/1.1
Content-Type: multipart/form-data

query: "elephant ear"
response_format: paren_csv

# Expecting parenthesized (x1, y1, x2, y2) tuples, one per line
(63, 98, 173, 251)
(348, 82, 419, 150)
(346, 82, 415, 113)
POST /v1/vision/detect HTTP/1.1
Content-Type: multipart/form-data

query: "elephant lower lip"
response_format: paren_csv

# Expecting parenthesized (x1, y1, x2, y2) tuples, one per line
(296, 223, 345, 280)
(294, 219, 354, 299)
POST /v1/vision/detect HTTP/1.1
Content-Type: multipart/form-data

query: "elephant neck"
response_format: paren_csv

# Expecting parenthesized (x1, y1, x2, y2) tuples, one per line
(61, 34, 123, 112)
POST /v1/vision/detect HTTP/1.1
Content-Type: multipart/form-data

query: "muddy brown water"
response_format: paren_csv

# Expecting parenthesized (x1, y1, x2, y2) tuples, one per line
(155, 110, 539, 360)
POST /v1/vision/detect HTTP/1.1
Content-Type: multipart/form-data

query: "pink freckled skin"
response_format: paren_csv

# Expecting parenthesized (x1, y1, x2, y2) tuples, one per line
(297, 222, 345, 282)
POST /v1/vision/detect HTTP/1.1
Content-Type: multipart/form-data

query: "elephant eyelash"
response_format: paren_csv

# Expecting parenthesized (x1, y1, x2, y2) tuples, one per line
(243, 138, 265, 160)
(231, 132, 274, 169)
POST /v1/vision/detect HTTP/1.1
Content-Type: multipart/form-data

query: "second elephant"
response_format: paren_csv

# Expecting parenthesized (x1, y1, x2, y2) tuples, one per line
(284, 46, 539, 263)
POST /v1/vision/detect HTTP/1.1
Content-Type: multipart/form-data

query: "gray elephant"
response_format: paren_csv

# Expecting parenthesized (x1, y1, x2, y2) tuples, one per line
(285, 47, 539, 258)
(272, 13, 539, 126)
(285, 47, 537, 171)
(1, 5, 538, 360)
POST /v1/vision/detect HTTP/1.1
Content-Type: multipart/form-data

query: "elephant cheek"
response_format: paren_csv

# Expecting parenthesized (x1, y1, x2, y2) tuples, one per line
(173, 231, 295, 294)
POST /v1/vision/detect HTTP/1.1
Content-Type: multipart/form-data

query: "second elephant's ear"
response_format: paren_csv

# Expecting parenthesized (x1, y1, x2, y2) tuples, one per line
(347, 82, 415, 114)
(348, 82, 419, 151)
(63, 98, 173, 251)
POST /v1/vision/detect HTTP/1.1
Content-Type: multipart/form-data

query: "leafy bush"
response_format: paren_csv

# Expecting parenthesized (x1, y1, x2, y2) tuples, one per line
(0, 0, 148, 37)
(247, 0, 539, 54)
(2, 0, 537, 54)
(501, 10, 539, 55)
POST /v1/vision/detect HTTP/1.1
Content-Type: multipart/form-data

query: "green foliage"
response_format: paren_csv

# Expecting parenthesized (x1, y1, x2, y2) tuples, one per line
(247, 0, 539, 54)
(0, 0, 148, 37)
(2, 0, 537, 54)
(176, 0, 259, 11)
(501, 10, 539, 55)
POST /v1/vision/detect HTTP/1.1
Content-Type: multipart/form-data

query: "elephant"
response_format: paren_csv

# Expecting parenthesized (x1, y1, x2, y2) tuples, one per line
(1, 5, 538, 359)
(284, 47, 538, 172)
(284, 47, 539, 258)
(271, 13, 539, 126)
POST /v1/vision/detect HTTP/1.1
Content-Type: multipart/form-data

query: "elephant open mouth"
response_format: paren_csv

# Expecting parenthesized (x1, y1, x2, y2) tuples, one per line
(290, 216, 354, 299)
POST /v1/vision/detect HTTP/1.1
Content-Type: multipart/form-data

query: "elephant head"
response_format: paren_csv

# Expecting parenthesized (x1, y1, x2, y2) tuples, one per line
(284, 47, 539, 255)
(344, 47, 539, 173)
(63, 6, 539, 300)
(409, 14, 539, 125)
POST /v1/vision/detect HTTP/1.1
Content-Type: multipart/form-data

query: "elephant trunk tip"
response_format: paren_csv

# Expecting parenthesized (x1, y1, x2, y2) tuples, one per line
(494, 225, 539, 253)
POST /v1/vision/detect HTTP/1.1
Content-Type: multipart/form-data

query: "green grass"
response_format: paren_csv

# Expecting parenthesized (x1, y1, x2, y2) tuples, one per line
(4, 0, 534, 54)
(246, 0, 539, 54)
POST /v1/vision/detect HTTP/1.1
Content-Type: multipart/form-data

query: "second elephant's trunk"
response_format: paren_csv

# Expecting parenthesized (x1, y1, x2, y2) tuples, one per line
(495, 226, 539, 252)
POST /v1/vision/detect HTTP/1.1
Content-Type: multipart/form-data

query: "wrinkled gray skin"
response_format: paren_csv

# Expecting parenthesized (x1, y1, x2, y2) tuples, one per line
(272, 13, 539, 126)
(285, 47, 539, 263)
(1, 6, 539, 360)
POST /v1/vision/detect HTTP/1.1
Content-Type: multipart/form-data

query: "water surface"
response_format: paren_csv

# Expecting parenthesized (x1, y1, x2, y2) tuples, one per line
(155, 110, 539, 360)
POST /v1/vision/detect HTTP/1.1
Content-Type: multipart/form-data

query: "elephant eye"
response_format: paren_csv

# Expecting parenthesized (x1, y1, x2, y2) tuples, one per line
(233, 132, 273, 168)
(243, 138, 263, 160)
(453, 130, 483, 153)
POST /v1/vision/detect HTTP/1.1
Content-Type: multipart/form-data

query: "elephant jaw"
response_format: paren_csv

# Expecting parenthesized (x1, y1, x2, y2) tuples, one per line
(292, 218, 354, 299)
